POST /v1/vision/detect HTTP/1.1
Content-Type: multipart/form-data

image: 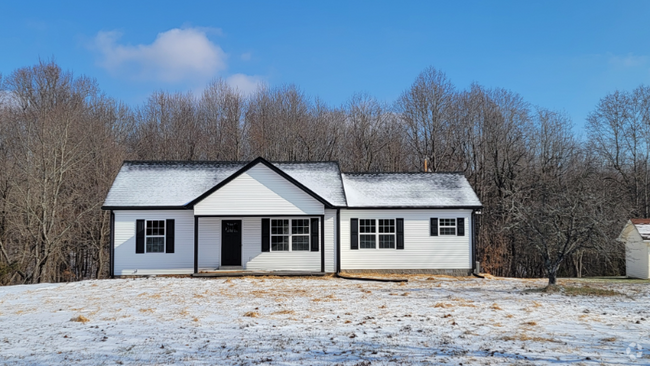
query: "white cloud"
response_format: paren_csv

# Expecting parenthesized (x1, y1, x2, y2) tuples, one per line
(227, 73, 264, 95)
(608, 53, 648, 68)
(241, 52, 252, 61)
(92, 28, 227, 82)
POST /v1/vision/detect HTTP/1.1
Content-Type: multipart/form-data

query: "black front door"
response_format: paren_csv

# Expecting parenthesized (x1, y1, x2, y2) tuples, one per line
(221, 220, 242, 266)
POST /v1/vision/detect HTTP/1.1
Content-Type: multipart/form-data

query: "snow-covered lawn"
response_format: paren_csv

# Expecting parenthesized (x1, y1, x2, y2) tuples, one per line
(0, 275, 648, 365)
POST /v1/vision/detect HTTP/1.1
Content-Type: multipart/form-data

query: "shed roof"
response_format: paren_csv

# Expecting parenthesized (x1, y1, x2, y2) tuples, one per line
(631, 219, 650, 240)
(341, 172, 482, 208)
(103, 160, 347, 208)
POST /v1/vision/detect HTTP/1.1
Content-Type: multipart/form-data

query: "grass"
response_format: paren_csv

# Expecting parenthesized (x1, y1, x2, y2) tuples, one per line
(523, 284, 624, 297)
(70, 315, 90, 323)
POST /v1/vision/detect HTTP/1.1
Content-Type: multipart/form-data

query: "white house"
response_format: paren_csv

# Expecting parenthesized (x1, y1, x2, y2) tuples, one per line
(618, 219, 650, 279)
(102, 157, 482, 276)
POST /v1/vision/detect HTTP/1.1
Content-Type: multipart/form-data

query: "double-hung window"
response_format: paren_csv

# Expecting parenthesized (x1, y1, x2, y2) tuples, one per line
(359, 219, 396, 249)
(270, 219, 311, 252)
(145, 220, 165, 253)
(439, 218, 457, 235)
(378, 219, 396, 248)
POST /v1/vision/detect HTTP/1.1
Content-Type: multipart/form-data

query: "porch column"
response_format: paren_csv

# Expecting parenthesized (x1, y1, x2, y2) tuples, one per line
(194, 216, 199, 274)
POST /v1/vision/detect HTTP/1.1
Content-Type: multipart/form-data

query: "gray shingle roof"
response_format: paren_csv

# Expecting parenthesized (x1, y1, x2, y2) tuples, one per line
(103, 161, 245, 208)
(103, 159, 482, 209)
(341, 172, 482, 208)
(103, 160, 347, 208)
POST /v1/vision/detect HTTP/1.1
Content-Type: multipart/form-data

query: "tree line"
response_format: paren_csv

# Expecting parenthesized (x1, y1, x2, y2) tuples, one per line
(0, 60, 645, 284)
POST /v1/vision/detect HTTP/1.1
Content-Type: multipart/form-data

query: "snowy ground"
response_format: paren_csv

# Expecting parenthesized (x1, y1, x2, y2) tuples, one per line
(0, 274, 649, 365)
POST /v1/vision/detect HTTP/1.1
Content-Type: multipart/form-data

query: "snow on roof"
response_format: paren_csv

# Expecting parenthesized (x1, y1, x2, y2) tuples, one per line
(274, 162, 347, 207)
(103, 160, 347, 208)
(341, 172, 482, 208)
(103, 161, 246, 207)
(631, 219, 650, 240)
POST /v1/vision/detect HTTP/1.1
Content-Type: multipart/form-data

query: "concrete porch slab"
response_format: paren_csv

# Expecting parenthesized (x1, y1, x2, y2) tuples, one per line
(192, 270, 326, 278)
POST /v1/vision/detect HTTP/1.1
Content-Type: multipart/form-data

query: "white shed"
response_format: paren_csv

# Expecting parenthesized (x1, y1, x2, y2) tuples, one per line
(618, 219, 650, 279)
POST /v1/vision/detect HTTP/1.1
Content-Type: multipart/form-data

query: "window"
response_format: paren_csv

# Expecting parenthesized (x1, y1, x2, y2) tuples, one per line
(146, 220, 165, 253)
(439, 218, 456, 235)
(270, 218, 311, 252)
(360, 219, 376, 248)
(359, 219, 395, 249)
(291, 219, 310, 251)
(378, 219, 396, 248)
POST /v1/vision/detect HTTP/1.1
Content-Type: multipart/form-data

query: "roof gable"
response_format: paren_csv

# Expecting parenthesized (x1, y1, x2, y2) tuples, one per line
(193, 161, 327, 215)
(631, 219, 650, 240)
(187, 157, 336, 208)
(102, 158, 345, 209)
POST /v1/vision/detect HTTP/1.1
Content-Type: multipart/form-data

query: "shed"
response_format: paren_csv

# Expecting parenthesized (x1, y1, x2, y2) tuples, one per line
(618, 219, 650, 279)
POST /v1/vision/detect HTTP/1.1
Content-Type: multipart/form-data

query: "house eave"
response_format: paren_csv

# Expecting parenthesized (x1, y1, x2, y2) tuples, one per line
(101, 205, 191, 211)
(339, 205, 483, 210)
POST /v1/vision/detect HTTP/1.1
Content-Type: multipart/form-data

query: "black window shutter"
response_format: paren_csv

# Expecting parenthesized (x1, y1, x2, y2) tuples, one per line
(430, 218, 438, 236)
(350, 218, 358, 250)
(136, 219, 145, 253)
(166, 219, 175, 253)
(310, 218, 319, 251)
(457, 218, 465, 236)
(261, 218, 270, 252)
(396, 218, 404, 250)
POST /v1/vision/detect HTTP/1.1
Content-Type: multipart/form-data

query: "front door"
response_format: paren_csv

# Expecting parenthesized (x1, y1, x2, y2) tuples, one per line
(221, 220, 242, 266)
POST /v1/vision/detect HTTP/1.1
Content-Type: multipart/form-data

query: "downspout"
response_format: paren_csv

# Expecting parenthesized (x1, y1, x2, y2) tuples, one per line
(194, 216, 199, 274)
(472, 210, 484, 278)
(336, 209, 341, 273)
(110, 211, 115, 279)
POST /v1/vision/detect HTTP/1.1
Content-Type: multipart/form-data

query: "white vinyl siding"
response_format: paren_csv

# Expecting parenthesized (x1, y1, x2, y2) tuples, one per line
(340, 209, 472, 270)
(241, 217, 321, 271)
(324, 209, 337, 272)
(198, 217, 220, 271)
(113, 210, 194, 275)
(622, 223, 650, 279)
(193, 163, 325, 216)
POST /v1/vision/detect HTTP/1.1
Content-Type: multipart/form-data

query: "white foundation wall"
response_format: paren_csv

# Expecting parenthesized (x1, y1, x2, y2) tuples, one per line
(340, 209, 473, 270)
(113, 210, 195, 275)
(193, 164, 324, 216)
(195, 217, 323, 271)
(324, 209, 337, 272)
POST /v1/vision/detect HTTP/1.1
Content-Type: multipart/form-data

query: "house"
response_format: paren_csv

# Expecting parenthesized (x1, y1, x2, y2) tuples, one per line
(102, 157, 483, 276)
(618, 219, 650, 279)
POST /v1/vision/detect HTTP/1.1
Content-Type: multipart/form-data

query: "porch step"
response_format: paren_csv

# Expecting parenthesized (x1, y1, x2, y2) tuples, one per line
(219, 266, 243, 270)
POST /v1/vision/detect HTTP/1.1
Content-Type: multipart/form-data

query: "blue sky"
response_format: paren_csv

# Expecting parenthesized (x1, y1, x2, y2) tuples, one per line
(2, 1, 650, 133)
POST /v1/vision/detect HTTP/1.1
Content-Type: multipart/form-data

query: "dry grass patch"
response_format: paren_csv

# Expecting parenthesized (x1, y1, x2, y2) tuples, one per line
(434, 302, 454, 308)
(70, 315, 90, 323)
(502, 333, 560, 343)
(524, 285, 623, 297)
(243, 311, 260, 318)
(522, 321, 537, 326)
(139, 308, 154, 313)
(601, 337, 617, 342)
(490, 303, 502, 311)
(271, 309, 295, 315)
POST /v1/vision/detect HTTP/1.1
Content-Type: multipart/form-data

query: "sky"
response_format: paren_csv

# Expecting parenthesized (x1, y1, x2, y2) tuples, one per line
(1, 1, 650, 133)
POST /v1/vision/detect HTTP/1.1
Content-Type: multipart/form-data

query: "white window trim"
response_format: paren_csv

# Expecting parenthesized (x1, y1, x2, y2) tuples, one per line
(145, 219, 166, 254)
(269, 217, 318, 253)
(358, 218, 397, 250)
(439, 218, 457, 236)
